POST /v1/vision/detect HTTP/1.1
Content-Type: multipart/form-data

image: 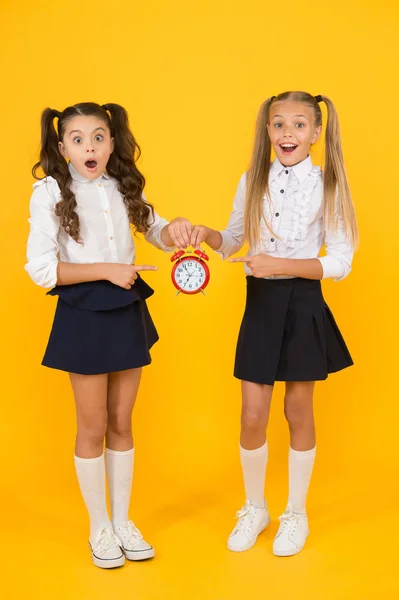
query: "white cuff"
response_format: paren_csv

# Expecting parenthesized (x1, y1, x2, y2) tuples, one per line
(317, 256, 347, 282)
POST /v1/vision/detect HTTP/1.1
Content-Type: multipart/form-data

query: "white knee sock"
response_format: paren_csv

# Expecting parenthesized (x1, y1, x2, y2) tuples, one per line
(105, 447, 134, 528)
(287, 446, 316, 514)
(240, 441, 268, 508)
(74, 454, 111, 544)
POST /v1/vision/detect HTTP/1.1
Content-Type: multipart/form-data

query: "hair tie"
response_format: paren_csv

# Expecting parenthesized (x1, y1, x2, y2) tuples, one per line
(54, 110, 62, 118)
(314, 95, 323, 103)
(270, 96, 276, 102)
(101, 104, 109, 111)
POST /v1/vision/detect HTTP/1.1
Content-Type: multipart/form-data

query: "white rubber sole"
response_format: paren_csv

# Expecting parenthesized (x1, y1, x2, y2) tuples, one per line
(273, 531, 309, 557)
(227, 514, 270, 552)
(124, 546, 155, 561)
(91, 550, 125, 569)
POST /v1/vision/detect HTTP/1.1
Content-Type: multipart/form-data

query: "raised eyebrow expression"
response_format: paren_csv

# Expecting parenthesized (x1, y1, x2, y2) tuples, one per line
(68, 127, 107, 137)
(271, 114, 309, 120)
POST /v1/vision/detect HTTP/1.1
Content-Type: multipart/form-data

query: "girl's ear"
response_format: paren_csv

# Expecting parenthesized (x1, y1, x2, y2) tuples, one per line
(58, 141, 68, 158)
(312, 126, 322, 145)
(110, 137, 115, 153)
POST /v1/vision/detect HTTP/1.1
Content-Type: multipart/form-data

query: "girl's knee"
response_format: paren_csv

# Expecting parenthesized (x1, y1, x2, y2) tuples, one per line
(77, 417, 108, 445)
(241, 406, 268, 431)
(284, 395, 313, 429)
(106, 414, 132, 438)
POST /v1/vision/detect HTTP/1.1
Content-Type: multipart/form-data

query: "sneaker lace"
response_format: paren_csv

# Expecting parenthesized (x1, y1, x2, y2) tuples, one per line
(94, 526, 121, 556)
(117, 520, 144, 548)
(234, 505, 259, 536)
(278, 510, 303, 536)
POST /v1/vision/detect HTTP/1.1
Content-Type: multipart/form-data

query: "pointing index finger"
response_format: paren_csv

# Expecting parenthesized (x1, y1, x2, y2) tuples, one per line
(133, 265, 158, 271)
(229, 257, 252, 263)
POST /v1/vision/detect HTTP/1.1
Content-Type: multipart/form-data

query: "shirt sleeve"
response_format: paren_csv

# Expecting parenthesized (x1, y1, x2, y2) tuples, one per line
(142, 192, 174, 252)
(217, 173, 246, 259)
(25, 178, 61, 288)
(317, 196, 354, 282)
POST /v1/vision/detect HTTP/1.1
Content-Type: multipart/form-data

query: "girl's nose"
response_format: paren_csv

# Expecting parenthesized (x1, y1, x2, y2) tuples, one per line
(85, 145, 95, 153)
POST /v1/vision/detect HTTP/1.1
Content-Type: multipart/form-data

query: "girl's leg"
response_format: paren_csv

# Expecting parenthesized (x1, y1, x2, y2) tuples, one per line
(105, 368, 141, 527)
(284, 381, 316, 512)
(273, 381, 316, 557)
(105, 368, 154, 560)
(70, 372, 123, 568)
(228, 381, 273, 552)
(240, 381, 274, 505)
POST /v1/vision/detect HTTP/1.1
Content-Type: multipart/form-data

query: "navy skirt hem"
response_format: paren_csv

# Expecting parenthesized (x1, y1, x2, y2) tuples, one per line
(233, 276, 353, 386)
(42, 277, 159, 375)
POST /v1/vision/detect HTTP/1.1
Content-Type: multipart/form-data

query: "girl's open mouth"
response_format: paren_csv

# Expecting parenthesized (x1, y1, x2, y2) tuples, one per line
(85, 160, 98, 171)
(279, 144, 298, 155)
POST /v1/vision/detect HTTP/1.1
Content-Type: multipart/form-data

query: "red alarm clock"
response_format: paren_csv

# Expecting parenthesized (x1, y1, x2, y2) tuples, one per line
(171, 249, 210, 295)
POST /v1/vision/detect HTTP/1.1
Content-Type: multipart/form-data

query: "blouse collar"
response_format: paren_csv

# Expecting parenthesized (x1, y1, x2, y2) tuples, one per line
(269, 155, 314, 184)
(68, 161, 110, 184)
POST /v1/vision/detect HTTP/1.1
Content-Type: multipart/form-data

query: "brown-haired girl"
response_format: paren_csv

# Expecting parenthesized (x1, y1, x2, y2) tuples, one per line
(191, 92, 358, 556)
(25, 102, 192, 568)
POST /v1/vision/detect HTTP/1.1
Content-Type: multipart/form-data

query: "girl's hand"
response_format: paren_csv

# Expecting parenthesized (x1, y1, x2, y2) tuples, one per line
(190, 225, 210, 249)
(105, 264, 158, 289)
(166, 217, 192, 249)
(230, 253, 279, 278)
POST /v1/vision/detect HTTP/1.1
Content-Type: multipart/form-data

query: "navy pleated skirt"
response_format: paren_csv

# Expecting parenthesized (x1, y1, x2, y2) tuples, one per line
(234, 276, 353, 386)
(42, 276, 159, 375)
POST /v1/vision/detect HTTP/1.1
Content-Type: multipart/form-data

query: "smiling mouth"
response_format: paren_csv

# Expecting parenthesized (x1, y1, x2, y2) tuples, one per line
(279, 144, 298, 155)
(85, 160, 98, 169)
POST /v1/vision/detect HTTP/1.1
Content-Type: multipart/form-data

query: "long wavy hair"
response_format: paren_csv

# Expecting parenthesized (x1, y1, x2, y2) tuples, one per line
(244, 91, 358, 248)
(32, 102, 153, 243)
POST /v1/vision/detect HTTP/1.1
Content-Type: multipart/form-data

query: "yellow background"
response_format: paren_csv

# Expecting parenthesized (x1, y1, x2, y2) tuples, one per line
(1, 0, 398, 598)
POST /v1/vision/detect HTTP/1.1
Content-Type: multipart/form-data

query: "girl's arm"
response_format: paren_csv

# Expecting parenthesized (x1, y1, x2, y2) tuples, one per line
(57, 262, 157, 289)
(142, 192, 192, 250)
(230, 254, 323, 279)
(25, 179, 62, 288)
(190, 174, 246, 255)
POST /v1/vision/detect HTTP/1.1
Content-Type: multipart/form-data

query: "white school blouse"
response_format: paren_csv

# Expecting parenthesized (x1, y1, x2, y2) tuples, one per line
(217, 156, 354, 281)
(25, 163, 171, 288)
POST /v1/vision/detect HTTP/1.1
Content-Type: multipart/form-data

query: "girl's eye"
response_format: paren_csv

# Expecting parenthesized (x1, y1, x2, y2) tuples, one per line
(274, 123, 282, 128)
(296, 123, 305, 128)
(73, 137, 83, 144)
(95, 135, 103, 142)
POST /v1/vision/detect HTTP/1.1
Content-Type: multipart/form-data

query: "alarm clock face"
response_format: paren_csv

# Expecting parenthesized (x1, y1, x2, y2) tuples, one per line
(172, 258, 208, 294)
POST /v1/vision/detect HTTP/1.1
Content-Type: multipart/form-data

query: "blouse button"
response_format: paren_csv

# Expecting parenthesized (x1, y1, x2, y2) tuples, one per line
(104, 210, 108, 214)
(280, 189, 284, 194)
(98, 183, 103, 187)
(110, 236, 113, 240)
(275, 212, 280, 217)
(270, 237, 275, 242)
(285, 170, 289, 174)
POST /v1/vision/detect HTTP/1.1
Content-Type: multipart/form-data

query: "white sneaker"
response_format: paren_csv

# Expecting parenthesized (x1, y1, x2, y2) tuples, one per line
(273, 507, 309, 556)
(114, 520, 155, 561)
(228, 502, 270, 552)
(89, 525, 125, 569)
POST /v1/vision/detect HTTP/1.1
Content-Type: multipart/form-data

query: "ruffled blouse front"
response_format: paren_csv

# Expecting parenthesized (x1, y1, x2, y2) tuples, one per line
(218, 156, 353, 281)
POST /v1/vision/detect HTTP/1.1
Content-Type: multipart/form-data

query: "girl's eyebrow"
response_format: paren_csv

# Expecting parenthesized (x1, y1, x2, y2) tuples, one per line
(69, 127, 106, 136)
(271, 114, 309, 120)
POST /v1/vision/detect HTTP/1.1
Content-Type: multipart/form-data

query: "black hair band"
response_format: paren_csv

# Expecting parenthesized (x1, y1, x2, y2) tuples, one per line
(314, 95, 323, 103)
(270, 96, 276, 101)
(101, 104, 109, 111)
